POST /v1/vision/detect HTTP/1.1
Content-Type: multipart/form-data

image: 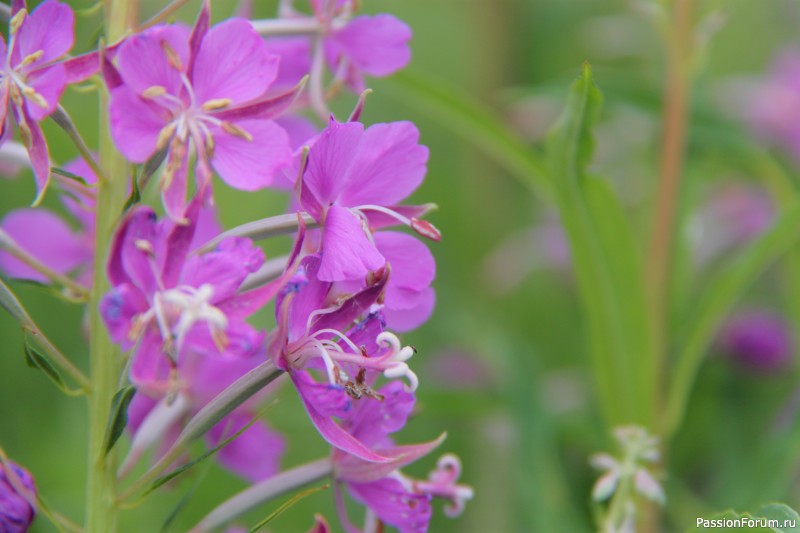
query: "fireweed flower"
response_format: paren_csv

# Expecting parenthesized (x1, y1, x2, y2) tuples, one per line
(271, 254, 420, 462)
(297, 118, 436, 283)
(108, 3, 298, 220)
(0, 458, 37, 532)
(718, 309, 793, 372)
(100, 200, 267, 395)
(259, 0, 412, 94)
(124, 350, 285, 482)
(332, 381, 472, 533)
(0, 1, 98, 203)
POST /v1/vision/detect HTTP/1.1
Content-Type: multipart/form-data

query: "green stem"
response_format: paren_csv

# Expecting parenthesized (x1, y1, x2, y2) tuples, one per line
(85, 2, 133, 531)
(649, 0, 695, 433)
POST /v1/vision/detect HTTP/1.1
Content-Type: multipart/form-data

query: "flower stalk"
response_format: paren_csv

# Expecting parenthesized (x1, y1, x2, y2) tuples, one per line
(190, 458, 333, 532)
(84, 1, 134, 531)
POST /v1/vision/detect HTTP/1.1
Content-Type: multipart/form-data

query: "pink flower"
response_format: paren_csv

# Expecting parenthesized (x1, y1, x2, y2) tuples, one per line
(331, 382, 471, 533)
(100, 200, 268, 395)
(270, 254, 419, 462)
(108, 3, 298, 220)
(263, 0, 412, 93)
(297, 119, 433, 283)
(0, 1, 97, 203)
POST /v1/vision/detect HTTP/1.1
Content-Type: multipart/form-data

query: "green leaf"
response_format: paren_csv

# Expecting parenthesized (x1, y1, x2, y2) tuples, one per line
(159, 460, 213, 533)
(23, 335, 65, 390)
(544, 63, 652, 425)
(51, 167, 90, 186)
(144, 410, 261, 496)
(123, 168, 142, 213)
(248, 483, 330, 533)
(666, 200, 800, 437)
(381, 71, 552, 201)
(103, 386, 137, 455)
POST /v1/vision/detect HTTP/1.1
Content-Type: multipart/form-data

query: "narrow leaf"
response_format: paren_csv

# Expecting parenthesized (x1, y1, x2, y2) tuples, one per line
(103, 386, 137, 455)
(249, 484, 330, 533)
(51, 167, 89, 186)
(544, 64, 651, 424)
(144, 411, 261, 496)
(23, 335, 65, 389)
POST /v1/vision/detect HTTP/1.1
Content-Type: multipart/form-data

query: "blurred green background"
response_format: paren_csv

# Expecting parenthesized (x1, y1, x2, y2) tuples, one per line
(2, 0, 800, 531)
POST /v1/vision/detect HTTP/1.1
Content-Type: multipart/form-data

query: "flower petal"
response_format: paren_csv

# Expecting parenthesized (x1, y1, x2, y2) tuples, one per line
(302, 120, 364, 215)
(383, 287, 435, 332)
(192, 18, 278, 105)
(115, 24, 191, 95)
(211, 119, 291, 190)
(318, 205, 384, 282)
(16, 0, 75, 66)
(375, 231, 435, 309)
(109, 85, 168, 163)
(347, 477, 432, 533)
(339, 121, 428, 207)
(24, 63, 66, 121)
(0, 208, 88, 281)
(20, 106, 51, 204)
(208, 413, 285, 482)
(292, 370, 392, 463)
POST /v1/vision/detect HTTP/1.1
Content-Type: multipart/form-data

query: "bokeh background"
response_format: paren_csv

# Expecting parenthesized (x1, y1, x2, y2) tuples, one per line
(2, 0, 800, 531)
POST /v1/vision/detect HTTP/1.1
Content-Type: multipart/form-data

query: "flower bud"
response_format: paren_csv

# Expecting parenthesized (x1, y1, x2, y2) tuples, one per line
(1, 459, 37, 532)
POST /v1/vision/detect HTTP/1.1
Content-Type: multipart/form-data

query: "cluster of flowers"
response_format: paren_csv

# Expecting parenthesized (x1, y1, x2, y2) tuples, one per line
(0, 1, 471, 531)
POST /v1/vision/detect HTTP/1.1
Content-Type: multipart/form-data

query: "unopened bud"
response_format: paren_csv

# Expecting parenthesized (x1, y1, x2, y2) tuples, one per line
(411, 218, 442, 242)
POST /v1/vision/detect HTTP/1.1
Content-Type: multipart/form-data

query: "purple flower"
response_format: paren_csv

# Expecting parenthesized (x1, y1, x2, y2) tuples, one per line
(125, 351, 285, 483)
(718, 309, 794, 372)
(331, 382, 471, 533)
(297, 119, 434, 283)
(263, 0, 411, 93)
(0, 1, 97, 203)
(108, 3, 299, 220)
(0, 458, 37, 532)
(100, 200, 267, 395)
(270, 254, 419, 462)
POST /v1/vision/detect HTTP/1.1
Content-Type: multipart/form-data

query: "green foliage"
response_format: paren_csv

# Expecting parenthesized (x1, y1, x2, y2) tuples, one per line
(545, 64, 652, 426)
(103, 385, 137, 454)
(248, 484, 330, 533)
(23, 334, 66, 392)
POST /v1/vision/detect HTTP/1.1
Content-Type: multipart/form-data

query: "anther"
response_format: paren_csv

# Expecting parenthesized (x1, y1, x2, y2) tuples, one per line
(221, 122, 254, 142)
(142, 85, 168, 98)
(19, 50, 43, 67)
(201, 98, 232, 111)
(10, 9, 27, 35)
